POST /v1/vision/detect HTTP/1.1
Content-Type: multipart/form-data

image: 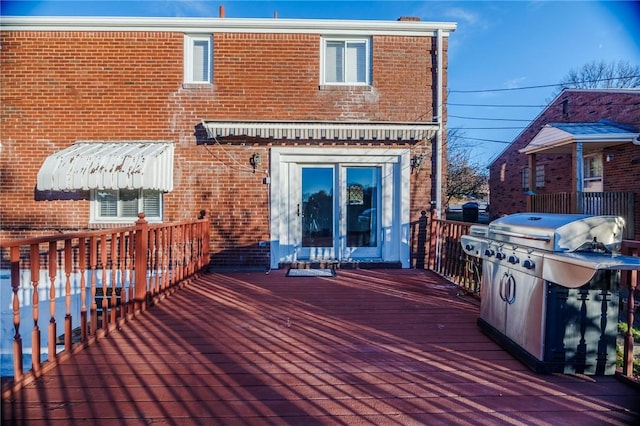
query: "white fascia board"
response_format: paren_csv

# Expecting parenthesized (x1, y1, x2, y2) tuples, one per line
(0, 16, 457, 36)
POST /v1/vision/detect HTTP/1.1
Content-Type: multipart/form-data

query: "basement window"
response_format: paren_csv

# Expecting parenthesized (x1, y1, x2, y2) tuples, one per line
(91, 189, 163, 223)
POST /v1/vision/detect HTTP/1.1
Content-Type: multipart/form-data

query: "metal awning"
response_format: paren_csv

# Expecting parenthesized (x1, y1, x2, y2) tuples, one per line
(201, 120, 438, 142)
(37, 142, 174, 192)
(520, 121, 639, 155)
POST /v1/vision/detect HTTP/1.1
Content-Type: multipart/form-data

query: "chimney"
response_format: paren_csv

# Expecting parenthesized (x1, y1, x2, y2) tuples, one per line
(398, 16, 420, 21)
(219, 5, 225, 18)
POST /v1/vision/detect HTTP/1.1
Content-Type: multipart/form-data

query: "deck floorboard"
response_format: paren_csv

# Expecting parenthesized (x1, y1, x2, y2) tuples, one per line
(2, 269, 639, 425)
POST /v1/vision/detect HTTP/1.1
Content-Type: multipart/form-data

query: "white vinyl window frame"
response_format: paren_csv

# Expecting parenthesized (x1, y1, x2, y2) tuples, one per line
(91, 189, 164, 224)
(320, 37, 371, 85)
(184, 34, 212, 84)
(582, 153, 603, 192)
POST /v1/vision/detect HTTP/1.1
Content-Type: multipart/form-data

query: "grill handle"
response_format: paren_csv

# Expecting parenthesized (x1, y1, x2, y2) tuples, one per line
(491, 229, 551, 242)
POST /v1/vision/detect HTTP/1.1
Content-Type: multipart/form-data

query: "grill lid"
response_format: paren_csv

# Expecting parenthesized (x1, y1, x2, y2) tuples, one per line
(487, 213, 624, 253)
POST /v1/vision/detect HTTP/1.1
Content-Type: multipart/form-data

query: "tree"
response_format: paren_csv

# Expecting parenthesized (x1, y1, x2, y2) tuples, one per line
(549, 60, 640, 99)
(445, 129, 488, 207)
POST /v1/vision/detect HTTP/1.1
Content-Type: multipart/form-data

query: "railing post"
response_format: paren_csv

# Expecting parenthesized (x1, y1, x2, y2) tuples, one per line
(623, 269, 636, 376)
(134, 213, 149, 312)
(415, 210, 428, 269)
(427, 208, 438, 270)
(202, 210, 210, 272)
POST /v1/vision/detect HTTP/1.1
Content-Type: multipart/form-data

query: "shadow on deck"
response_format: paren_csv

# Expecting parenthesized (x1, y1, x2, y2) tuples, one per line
(2, 269, 639, 425)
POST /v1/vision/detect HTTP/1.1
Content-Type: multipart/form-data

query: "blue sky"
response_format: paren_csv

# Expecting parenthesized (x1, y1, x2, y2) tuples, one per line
(2, 0, 639, 165)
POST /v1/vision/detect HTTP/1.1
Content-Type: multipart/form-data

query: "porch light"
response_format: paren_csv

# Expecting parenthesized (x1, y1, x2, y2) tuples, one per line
(411, 153, 425, 172)
(249, 153, 261, 173)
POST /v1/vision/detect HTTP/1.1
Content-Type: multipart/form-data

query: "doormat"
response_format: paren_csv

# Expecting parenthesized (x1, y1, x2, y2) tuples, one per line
(286, 268, 336, 277)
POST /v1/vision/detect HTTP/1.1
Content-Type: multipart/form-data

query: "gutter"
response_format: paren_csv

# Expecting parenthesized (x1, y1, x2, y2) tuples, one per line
(0, 16, 457, 36)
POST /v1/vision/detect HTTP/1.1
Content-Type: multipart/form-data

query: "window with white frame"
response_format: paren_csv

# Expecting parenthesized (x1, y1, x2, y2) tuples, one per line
(184, 34, 212, 84)
(92, 189, 163, 223)
(322, 38, 370, 85)
(583, 154, 603, 191)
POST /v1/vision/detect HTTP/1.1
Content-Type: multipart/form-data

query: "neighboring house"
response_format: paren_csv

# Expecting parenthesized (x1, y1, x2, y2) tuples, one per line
(489, 89, 640, 239)
(0, 14, 456, 269)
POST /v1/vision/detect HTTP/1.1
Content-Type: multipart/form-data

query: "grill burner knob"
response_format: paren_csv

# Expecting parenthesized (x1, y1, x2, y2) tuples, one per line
(465, 244, 474, 252)
(508, 255, 519, 264)
(496, 252, 506, 260)
(484, 248, 495, 257)
(523, 258, 535, 269)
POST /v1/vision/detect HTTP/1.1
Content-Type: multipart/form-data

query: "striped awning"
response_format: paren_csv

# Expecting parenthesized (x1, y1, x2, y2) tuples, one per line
(201, 120, 438, 142)
(37, 142, 174, 192)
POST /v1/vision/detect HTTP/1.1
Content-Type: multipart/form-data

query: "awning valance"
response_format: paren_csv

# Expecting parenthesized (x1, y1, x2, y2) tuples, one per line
(201, 120, 438, 142)
(37, 142, 174, 192)
(520, 121, 639, 155)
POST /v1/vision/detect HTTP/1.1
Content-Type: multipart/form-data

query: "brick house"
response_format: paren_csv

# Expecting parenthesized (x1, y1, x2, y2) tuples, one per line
(488, 89, 640, 239)
(0, 15, 456, 269)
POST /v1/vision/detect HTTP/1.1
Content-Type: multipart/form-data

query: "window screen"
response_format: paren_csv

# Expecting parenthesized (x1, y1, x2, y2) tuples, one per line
(323, 38, 369, 85)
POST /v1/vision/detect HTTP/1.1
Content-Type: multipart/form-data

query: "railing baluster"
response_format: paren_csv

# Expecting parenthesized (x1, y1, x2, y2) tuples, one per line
(79, 237, 88, 342)
(11, 246, 23, 381)
(119, 231, 127, 320)
(110, 232, 118, 327)
(64, 239, 73, 352)
(48, 241, 57, 363)
(127, 231, 135, 316)
(89, 236, 98, 336)
(30, 243, 41, 375)
(100, 234, 108, 331)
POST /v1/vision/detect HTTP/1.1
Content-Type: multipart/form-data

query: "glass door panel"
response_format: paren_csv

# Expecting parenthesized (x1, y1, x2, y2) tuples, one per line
(301, 167, 334, 249)
(345, 167, 381, 258)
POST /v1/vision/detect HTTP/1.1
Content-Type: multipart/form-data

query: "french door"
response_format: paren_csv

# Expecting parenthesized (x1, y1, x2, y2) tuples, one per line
(296, 165, 381, 261)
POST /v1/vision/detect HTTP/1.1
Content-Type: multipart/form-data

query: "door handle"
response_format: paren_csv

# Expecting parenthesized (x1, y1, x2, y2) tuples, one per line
(506, 274, 516, 305)
(499, 272, 508, 302)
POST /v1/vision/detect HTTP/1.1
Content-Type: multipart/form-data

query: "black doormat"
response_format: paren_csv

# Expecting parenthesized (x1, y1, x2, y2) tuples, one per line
(286, 268, 336, 277)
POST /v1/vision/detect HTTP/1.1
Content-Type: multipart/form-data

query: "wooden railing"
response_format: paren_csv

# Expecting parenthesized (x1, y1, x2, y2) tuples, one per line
(423, 209, 639, 381)
(425, 210, 481, 295)
(528, 192, 635, 238)
(0, 213, 210, 395)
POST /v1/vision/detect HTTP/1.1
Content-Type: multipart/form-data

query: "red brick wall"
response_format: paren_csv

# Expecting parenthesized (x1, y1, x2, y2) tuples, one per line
(489, 90, 640, 238)
(0, 29, 447, 265)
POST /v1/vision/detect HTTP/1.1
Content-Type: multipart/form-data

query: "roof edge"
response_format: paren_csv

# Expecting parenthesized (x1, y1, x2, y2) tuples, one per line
(0, 16, 457, 36)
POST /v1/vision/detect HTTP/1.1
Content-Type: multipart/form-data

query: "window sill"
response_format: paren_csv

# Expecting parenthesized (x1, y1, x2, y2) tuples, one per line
(182, 83, 214, 90)
(319, 84, 373, 92)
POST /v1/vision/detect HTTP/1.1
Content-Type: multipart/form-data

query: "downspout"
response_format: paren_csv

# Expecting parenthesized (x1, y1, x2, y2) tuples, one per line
(435, 28, 444, 219)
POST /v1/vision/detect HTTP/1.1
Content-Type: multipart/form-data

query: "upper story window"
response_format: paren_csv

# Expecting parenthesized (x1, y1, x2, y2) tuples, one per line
(92, 189, 163, 223)
(184, 34, 212, 84)
(321, 37, 371, 85)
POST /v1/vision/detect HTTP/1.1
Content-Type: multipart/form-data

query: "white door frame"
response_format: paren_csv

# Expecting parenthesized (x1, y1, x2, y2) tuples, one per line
(269, 147, 411, 269)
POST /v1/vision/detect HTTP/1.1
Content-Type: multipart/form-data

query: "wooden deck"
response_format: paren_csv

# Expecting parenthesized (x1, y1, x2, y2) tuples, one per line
(2, 269, 639, 425)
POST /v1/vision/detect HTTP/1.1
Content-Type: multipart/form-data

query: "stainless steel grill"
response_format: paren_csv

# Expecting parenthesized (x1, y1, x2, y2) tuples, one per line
(461, 212, 640, 375)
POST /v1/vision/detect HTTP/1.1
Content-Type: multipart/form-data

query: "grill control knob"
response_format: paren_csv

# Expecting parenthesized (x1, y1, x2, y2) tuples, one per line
(496, 252, 506, 260)
(465, 244, 474, 252)
(523, 258, 535, 269)
(484, 248, 495, 257)
(508, 255, 519, 264)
